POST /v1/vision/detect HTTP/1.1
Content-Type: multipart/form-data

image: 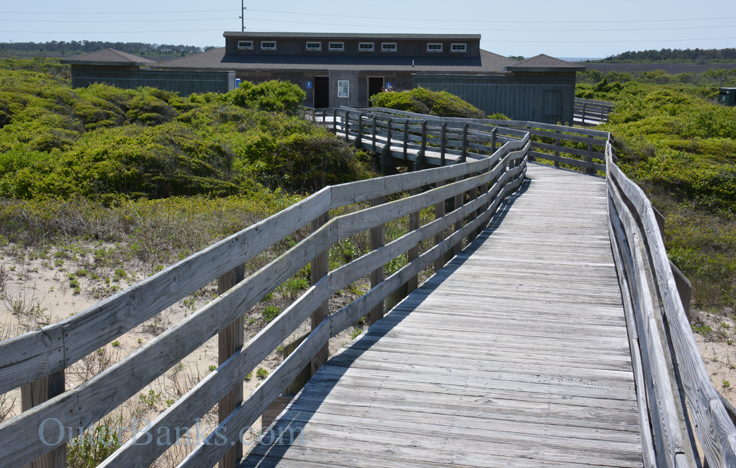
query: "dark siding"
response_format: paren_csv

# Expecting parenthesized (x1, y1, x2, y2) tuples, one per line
(71, 66, 235, 95)
(233, 70, 413, 108)
(226, 37, 481, 58)
(413, 72, 577, 124)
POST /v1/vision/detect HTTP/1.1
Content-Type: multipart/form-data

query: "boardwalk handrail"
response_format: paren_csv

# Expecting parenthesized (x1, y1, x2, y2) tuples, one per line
(575, 97, 614, 125)
(329, 106, 609, 175)
(311, 106, 526, 167)
(606, 137, 736, 467)
(0, 116, 529, 467)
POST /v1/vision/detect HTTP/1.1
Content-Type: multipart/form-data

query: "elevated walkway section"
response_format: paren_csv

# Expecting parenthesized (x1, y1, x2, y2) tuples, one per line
(243, 164, 643, 467)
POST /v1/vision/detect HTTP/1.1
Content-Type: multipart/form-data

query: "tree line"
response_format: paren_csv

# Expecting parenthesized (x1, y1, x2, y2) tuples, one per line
(0, 41, 208, 57)
(601, 48, 736, 63)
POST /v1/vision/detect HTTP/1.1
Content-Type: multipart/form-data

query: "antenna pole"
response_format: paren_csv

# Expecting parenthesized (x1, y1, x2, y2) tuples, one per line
(240, 0, 246, 31)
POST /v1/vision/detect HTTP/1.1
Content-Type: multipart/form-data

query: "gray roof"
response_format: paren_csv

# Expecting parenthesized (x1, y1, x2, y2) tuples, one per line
(156, 48, 515, 74)
(506, 54, 585, 71)
(61, 48, 156, 66)
(223, 32, 481, 40)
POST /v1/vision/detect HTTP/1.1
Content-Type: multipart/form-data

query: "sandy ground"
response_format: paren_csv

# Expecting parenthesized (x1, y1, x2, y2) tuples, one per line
(693, 310, 736, 407)
(0, 243, 358, 466)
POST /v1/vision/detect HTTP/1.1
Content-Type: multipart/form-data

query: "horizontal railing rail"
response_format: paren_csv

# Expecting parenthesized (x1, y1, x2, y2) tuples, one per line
(0, 112, 529, 467)
(606, 137, 736, 467)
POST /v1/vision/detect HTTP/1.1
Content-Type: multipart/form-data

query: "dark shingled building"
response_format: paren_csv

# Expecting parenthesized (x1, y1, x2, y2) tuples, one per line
(69, 33, 584, 124)
(62, 48, 235, 95)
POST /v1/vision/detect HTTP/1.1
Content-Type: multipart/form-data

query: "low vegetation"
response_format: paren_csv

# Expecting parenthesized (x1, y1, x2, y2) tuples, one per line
(0, 69, 371, 201)
(370, 87, 486, 118)
(578, 78, 736, 312)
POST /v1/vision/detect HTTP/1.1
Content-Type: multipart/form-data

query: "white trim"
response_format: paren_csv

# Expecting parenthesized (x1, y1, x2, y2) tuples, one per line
(358, 42, 375, 52)
(328, 42, 345, 52)
(451, 43, 467, 53)
(381, 42, 398, 52)
(305, 41, 322, 51)
(236, 40, 253, 50)
(260, 41, 277, 50)
(427, 43, 443, 53)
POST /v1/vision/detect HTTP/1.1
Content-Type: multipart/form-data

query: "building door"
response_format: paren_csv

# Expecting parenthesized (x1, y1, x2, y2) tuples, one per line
(314, 76, 329, 108)
(368, 77, 384, 104)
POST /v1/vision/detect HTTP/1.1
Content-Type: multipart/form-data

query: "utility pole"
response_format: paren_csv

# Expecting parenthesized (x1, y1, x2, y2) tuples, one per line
(240, 1, 246, 32)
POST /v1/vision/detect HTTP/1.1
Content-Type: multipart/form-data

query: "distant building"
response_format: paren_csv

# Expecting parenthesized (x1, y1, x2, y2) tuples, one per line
(68, 34, 585, 124)
(719, 87, 736, 106)
(158, 32, 584, 123)
(62, 48, 234, 95)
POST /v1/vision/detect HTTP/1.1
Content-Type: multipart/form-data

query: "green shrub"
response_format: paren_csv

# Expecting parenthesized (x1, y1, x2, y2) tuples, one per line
(0, 64, 374, 201)
(227, 80, 306, 115)
(370, 87, 485, 118)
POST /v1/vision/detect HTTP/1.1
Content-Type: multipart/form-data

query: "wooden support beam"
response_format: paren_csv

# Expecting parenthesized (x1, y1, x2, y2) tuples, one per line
(440, 122, 448, 165)
(217, 264, 246, 468)
(344, 111, 351, 144)
(417, 121, 428, 169)
(462, 123, 469, 162)
(310, 213, 330, 374)
(21, 371, 66, 468)
(371, 116, 377, 153)
(403, 120, 409, 161)
(355, 112, 364, 149)
(368, 197, 386, 324)
(434, 188, 447, 273)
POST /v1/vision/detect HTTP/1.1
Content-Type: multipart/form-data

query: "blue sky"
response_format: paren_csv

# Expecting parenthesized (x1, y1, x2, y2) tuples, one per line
(1, 0, 735, 58)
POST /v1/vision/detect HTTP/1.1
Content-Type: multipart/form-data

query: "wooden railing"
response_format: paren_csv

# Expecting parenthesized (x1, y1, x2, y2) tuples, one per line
(312, 106, 607, 175)
(0, 118, 529, 467)
(574, 97, 614, 125)
(606, 138, 736, 467)
(311, 107, 527, 168)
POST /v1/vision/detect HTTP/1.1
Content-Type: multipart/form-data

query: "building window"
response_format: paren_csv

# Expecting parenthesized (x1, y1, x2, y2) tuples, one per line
(305, 41, 322, 51)
(260, 41, 277, 50)
(237, 41, 253, 50)
(427, 43, 443, 53)
(328, 42, 345, 52)
(381, 42, 397, 52)
(358, 42, 375, 52)
(337, 80, 350, 98)
(451, 43, 467, 53)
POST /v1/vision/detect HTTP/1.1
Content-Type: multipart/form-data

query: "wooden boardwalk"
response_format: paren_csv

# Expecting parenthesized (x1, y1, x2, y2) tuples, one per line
(241, 164, 644, 467)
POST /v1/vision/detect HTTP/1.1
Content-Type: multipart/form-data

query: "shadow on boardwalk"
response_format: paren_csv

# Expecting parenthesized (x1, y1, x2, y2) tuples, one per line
(239, 178, 531, 467)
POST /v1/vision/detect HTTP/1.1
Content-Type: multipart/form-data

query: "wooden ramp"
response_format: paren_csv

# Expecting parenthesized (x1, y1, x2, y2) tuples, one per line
(241, 163, 643, 467)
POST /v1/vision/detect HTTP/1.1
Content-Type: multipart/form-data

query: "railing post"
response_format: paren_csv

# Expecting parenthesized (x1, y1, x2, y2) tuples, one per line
(217, 264, 246, 468)
(403, 120, 409, 161)
(452, 182, 465, 256)
(22, 371, 66, 468)
(491, 128, 497, 152)
(441, 122, 448, 165)
(310, 213, 330, 374)
(356, 112, 364, 149)
(371, 116, 377, 154)
(344, 111, 351, 144)
(380, 119, 394, 175)
(418, 120, 428, 169)
(433, 188, 446, 272)
(332, 108, 338, 134)
(585, 142, 595, 175)
(407, 191, 421, 293)
(368, 197, 386, 324)
(462, 123, 469, 162)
